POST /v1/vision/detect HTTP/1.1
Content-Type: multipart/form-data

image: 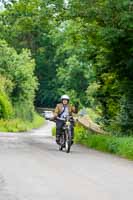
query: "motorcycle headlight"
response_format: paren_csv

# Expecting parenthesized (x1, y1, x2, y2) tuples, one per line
(66, 121, 70, 126)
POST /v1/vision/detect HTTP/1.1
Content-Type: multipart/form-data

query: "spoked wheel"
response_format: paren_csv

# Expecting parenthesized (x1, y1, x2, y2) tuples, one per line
(65, 141, 71, 153)
(65, 130, 71, 153)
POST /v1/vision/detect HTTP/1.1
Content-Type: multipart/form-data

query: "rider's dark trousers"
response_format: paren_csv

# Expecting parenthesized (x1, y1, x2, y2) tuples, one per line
(56, 119, 74, 139)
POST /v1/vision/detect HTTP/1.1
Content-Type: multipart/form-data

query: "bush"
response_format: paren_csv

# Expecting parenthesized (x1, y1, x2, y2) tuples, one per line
(118, 138, 133, 160)
(0, 40, 38, 122)
(0, 92, 13, 119)
(14, 101, 34, 122)
(29, 112, 45, 129)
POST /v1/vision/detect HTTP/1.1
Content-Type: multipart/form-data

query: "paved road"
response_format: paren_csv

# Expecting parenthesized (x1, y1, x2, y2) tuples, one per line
(0, 121, 133, 200)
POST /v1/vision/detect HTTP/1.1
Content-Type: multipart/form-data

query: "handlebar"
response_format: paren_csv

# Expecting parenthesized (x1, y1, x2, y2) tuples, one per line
(48, 116, 75, 123)
(56, 116, 74, 121)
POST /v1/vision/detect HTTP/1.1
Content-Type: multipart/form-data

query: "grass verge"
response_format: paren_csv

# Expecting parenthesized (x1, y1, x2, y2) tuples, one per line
(0, 112, 45, 132)
(74, 124, 133, 160)
(52, 126, 56, 136)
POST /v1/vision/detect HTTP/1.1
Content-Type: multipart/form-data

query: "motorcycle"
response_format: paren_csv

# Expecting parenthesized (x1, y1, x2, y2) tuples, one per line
(56, 116, 74, 153)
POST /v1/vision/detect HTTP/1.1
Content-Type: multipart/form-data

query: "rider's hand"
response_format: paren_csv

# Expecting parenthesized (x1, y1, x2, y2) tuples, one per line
(75, 101, 79, 108)
(49, 117, 54, 121)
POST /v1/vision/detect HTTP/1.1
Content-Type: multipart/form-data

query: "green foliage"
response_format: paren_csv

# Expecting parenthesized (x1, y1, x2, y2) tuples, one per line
(0, 119, 28, 132)
(0, 40, 38, 103)
(0, 75, 14, 95)
(87, 108, 102, 125)
(0, 0, 132, 135)
(0, 113, 44, 132)
(0, 0, 60, 107)
(0, 92, 13, 119)
(14, 102, 34, 122)
(0, 75, 14, 119)
(65, 0, 133, 135)
(0, 39, 38, 122)
(117, 138, 133, 160)
(51, 19, 95, 106)
(52, 126, 56, 136)
(74, 124, 133, 160)
(30, 112, 45, 129)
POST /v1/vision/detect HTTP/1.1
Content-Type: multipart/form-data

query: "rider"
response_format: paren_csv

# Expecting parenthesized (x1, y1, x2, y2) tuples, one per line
(54, 95, 78, 145)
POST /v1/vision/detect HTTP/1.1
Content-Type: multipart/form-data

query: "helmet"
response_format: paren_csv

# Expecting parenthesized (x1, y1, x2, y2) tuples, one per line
(61, 95, 70, 101)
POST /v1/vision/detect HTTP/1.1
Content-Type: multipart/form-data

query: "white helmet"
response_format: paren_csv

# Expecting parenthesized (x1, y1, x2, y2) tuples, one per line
(61, 95, 70, 101)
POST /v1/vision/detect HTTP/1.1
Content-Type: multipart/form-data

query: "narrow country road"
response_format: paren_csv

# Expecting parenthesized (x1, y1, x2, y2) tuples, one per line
(0, 121, 133, 200)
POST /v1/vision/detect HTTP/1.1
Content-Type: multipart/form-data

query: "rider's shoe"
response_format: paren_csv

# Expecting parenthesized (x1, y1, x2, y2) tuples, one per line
(62, 142, 65, 148)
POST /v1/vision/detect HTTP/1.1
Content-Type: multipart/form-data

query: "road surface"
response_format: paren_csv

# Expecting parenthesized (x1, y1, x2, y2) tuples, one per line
(0, 121, 133, 200)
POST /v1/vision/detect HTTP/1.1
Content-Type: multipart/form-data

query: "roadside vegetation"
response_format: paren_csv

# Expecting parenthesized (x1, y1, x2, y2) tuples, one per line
(0, 113, 44, 132)
(0, 0, 132, 143)
(0, 40, 44, 132)
(74, 125, 133, 160)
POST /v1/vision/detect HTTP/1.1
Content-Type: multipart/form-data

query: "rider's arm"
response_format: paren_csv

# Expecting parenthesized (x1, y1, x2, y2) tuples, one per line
(71, 104, 78, 114)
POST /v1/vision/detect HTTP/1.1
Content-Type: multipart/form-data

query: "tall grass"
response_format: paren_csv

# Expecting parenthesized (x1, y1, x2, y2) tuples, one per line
(74, 125, 133, 160)
(0, 112, 44, 132)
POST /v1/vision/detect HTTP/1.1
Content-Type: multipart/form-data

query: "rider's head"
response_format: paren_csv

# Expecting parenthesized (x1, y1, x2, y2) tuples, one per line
(61, 95, 70, 105)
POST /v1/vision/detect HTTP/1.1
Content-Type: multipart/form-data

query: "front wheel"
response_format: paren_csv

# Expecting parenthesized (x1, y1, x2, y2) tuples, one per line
(65, 129, 72, 153)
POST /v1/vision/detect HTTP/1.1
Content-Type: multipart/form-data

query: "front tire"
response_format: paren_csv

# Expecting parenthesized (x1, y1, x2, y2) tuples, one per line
(65, 141, 71, 153)
(65, 129, 71, 153)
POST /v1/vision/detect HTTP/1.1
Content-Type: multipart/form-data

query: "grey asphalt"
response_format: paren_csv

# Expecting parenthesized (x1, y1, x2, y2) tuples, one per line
(0, 121, 133, 200)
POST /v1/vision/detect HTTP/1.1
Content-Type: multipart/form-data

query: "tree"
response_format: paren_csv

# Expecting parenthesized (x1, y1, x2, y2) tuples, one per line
(0, 0, 132, 134)
(0, 40, 38, 120)
(0, 0, 64, 107)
